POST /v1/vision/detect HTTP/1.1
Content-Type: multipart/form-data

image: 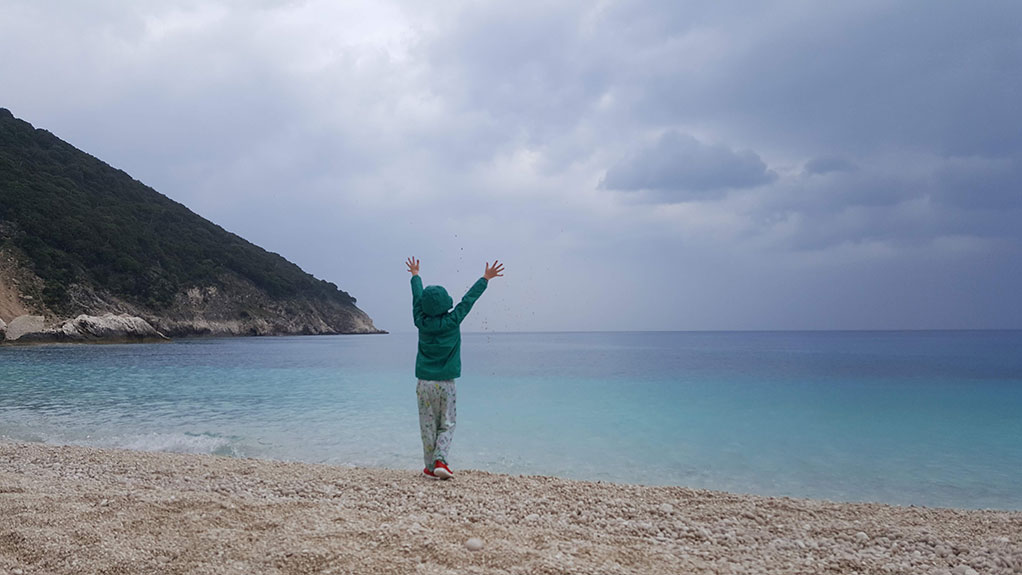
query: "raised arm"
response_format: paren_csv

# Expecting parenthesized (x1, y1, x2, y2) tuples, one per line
(408, 257, 424, 327)
(449, 260, 504, 325)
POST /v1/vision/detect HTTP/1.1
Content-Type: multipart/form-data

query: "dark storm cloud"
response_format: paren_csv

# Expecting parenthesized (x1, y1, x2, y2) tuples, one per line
(425, 0, 1022, 227)
(618, 1, 1022, 158)
(568, 0, 1022, 263)
(600, 131, 776, 200)
(753, 158, 1022, 254)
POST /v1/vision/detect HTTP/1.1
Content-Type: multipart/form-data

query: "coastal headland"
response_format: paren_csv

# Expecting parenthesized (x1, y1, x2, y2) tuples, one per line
(1, 442, 1018, 574)
(1, 109, 384, 342)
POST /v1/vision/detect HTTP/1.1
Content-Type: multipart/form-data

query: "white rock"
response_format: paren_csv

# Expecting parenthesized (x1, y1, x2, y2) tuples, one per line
(525, 513, 540, 523)
(5, 313, 167, 342)
(59, 313, 165, 340)
(855, 531, 869, 543)
(4, 314, 44, 341)
(465, 537, 484, 551)
(658, 503, 674, 514)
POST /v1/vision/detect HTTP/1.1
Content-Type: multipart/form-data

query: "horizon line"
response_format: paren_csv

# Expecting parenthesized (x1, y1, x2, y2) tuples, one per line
(376, 328, 1022, 335)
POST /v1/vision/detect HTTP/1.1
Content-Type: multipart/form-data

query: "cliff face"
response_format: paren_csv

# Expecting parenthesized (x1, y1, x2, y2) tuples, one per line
(0, 108, 383, 340)
(0, 249, 41, 321)
(0, 249, 383, 341)
(134, 271, 380, 337)
(48, 269, 382, 338)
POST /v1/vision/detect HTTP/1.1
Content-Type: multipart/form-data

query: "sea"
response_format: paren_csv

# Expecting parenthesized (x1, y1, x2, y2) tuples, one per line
(1, 331, 1020, 510)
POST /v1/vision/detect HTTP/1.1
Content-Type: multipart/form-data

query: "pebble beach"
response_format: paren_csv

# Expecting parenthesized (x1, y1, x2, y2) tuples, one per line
(1, 441, 1019, 575)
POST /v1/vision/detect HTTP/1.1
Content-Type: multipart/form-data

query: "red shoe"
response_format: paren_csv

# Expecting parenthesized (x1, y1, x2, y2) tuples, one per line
(433, 460, 454, 480)
(423, 467, 436, 478)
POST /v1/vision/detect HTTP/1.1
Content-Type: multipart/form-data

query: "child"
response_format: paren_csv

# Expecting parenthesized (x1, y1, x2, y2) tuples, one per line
(406, 256, 504, 479)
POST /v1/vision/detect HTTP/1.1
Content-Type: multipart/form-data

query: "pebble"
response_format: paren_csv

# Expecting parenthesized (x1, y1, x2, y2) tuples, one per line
(3, 441, 1018, 575)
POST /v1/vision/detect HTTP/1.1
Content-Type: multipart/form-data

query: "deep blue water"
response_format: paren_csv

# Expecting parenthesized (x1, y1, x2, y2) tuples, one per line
(1, 331, 1020, 510)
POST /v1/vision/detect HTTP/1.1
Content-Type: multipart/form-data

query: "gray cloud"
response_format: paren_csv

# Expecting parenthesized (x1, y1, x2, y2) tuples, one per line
(601, 131, 776, 200)
(617, 1, 1022, 158)
(932, 155, 1022, 210)
(745, 155, 1022, 254)
(2, 0, 1021, 330)
(804, 156, 858, 176)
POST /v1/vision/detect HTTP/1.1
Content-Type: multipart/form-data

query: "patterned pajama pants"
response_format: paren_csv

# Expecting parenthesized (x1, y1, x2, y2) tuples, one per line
(417, 379, 456, 470)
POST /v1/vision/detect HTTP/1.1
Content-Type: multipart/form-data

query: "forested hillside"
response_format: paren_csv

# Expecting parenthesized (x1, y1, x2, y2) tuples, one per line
(0, 108, 379, 336)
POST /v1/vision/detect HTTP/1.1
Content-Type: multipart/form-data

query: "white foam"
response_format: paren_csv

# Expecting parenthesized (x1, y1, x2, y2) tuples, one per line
(77, 432, 242, 457)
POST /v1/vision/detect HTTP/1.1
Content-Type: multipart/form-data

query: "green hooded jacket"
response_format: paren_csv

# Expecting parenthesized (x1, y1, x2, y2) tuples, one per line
(411, 275, 488, 380)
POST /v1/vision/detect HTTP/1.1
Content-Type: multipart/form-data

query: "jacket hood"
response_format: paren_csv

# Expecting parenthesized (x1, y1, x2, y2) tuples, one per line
(421, 285, 453, 317)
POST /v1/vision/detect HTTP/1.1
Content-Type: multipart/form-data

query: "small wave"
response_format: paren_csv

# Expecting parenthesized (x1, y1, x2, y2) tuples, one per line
(0, 409, 247, 457)
(85, 431, 244, 457)
(3, 427, 245, 457)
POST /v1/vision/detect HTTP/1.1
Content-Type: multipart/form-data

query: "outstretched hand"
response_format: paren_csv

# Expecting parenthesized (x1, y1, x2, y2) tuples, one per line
(484, 260, 504, 280)
(406, 257, 420, 276)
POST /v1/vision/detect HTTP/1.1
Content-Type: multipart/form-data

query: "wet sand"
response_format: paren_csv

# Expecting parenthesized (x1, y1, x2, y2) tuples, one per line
(1, 441, 1019, 574)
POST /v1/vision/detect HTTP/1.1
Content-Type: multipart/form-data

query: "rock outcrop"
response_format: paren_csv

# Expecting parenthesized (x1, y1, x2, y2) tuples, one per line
(56, 271, 384, 338)
(0, 248, 44, 321)
(150, 277, 380, 337)
(2, 313, 167, 344)
(4, 315, 44, 341)
(52, 314, 169, 342)
(1, 250, 383, 344)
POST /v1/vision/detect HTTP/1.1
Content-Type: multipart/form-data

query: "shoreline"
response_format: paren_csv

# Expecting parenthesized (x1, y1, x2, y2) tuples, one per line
(1, 442, 1019, 574)
(0, 329, 389, 347)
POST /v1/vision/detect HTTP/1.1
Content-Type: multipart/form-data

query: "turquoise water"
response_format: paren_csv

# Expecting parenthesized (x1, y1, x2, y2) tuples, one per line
(1, 331, 1020, 510)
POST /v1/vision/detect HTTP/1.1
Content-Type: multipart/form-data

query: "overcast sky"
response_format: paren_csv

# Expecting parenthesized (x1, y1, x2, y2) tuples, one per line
(2, 1, 1020, 332)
